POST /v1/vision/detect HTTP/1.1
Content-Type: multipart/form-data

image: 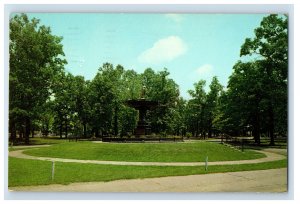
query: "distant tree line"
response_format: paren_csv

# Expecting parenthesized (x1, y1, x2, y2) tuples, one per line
(9, 14, 287, 145)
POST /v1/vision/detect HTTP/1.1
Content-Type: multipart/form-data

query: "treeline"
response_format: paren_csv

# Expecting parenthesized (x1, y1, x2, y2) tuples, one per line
(9, 14, 288, 145)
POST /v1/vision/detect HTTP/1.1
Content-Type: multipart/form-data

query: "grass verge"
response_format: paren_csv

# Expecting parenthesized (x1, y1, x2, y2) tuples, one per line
(8, 157, 287, 187)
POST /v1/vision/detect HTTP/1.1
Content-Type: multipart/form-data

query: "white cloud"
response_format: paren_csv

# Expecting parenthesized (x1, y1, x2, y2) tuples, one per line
(138, 36, 187, 64)
(195, 64, 214, 76)
(165, 14, 183, 23)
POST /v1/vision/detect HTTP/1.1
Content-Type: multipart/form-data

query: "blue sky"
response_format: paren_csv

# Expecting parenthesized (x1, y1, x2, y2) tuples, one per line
(25, 13, 267, 99)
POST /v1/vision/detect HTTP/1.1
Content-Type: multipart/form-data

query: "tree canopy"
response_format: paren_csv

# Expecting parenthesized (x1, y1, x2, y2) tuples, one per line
(9, 14, 288, 145)
(9, 14, 66, 144)
(239, 14, 288, 145)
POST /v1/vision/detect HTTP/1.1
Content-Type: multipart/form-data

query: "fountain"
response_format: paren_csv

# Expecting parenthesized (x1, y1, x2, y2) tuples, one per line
(125, 86, 158, 137)
(102, 85, 182, 142)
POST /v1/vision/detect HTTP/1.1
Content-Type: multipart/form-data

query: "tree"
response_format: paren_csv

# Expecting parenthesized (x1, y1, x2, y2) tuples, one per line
(73, 76, 90, 138)
(88, 63, 121, 137)
(141, 68, 179, 135)
(52, 73, 77, 138)
(9, 14, 66, 144)
(184, 77, 223, 139)
(187, 80, 207, 137)
(118, 69, 141, 136)
(205, 77, 223, 137)
(39, 101, 55, 137)
(211, 90, 227, 135)
(172, 97, 187, 136)
(226, 61, 265, 143)
(240, 14, 288, 145)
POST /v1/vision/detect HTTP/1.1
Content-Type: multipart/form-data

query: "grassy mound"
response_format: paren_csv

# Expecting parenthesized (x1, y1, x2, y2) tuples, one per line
(24, 141, 265, 162)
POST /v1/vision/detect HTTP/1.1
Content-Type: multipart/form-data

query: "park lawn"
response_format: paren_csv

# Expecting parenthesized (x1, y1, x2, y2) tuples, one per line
(9, 137, 69, 147)
(30, 137, 69, 145)
(9, 147, 35, 152)
(24, 141, 266, 162)
(9, 137, 68, 152)
(8, 156, 287, 187)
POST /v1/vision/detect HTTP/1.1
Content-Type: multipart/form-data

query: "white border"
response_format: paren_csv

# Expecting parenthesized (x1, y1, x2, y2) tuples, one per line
(1, 1, 297, 202)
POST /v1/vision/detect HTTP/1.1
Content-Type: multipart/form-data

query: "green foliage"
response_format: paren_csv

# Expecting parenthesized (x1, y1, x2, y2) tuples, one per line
(89, 63, 127, 137)
(224, 14, 288, 144)
(205, 77, 224, 137)
(9, 13, 66, 144)
(141, 68, 180, 134)
(185, 78, 223, 138)
(52, 73, 79, 138)
(240, 15, 288, 79)
(9, 14, 288, 145)
(225, 61, 264, 137)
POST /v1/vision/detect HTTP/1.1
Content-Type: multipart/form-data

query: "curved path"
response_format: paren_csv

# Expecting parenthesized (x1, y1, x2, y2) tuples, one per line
(9, 145, 286, 166)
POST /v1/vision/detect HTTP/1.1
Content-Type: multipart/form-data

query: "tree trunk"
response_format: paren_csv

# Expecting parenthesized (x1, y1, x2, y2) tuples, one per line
(10, 121, 17, 142)
(19, 127, 24, 139)
(253, 112, 261, 145)
(95, 128, 99, 138)
(196, 119, 199, 137)
(45, 123, 49, 137)
(65, 118, 68, 138)
(266, 64, 275, 146)
(269, 104, 275, 146)
(31, 128, 35, 138)
(59, 120, 63, 139)
(25, 117, 31, 145)
(114, 104, 118, 136)
(83, 123, 87, 138)
(208, 123, 212, 138)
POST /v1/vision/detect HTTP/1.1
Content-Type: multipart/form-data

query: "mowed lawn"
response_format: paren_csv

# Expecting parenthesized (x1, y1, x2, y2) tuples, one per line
(24, 141, 265, 162)
(9, 157, 287, 187)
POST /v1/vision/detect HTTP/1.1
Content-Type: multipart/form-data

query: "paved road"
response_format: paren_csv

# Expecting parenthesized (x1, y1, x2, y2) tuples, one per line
(9, 168, 287, 192)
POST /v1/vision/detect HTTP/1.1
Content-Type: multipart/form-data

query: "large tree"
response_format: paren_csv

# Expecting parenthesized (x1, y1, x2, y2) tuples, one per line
(187, 80, 207, 137)
(226, 61, 265, 143)
(9, 14, 66, 144)
(141, 68, 180, 135)
(73, 76, 90, 138)
(52, 73, 77, 139)
(118, 69, 142, 136)
(240, 14, 288, 145)
(185, 77, 223, 138)
(205, 77, 223, 137)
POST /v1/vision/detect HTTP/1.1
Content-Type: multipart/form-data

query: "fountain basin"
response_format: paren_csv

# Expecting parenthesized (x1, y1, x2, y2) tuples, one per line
(125, 99, 158, 136)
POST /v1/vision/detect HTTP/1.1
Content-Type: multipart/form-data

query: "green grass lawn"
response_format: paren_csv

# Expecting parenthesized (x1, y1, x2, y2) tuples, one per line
(30, 137, 69, 145)
(9, 137, 68, 152)
(24, 141, 266, 162)
(8, 156, 287, 187)
(9, 137, 69, 147)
